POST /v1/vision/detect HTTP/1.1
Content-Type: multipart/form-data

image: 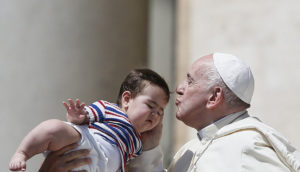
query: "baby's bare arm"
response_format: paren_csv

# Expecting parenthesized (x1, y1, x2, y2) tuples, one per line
(140, 119, 163, 151)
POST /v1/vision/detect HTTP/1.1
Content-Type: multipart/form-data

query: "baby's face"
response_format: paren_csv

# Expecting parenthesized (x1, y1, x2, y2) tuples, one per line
(126, 84, 168, 133)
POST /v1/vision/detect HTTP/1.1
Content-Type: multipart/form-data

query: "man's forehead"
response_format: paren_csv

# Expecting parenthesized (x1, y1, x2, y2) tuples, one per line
(190, 56, 212, 74)
(188, 65, 205, 79)
(194, 55, 213, 66)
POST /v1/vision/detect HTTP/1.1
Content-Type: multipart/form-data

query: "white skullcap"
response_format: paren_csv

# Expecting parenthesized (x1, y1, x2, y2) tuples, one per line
(213, 53, 254, 104)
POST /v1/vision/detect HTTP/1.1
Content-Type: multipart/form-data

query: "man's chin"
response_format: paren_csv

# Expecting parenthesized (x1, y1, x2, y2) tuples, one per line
(175, 112, 183, 120)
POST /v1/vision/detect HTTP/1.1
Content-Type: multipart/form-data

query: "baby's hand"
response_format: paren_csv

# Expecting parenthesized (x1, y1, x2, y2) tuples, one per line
(63, 99, 89, 125)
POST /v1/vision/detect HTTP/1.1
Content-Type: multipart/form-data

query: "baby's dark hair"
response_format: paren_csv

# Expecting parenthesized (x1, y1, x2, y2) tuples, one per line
(116, 69, 170, 107)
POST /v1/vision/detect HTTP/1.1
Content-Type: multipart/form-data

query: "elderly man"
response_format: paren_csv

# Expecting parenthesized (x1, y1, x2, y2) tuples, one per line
(40, 53, 300, 172)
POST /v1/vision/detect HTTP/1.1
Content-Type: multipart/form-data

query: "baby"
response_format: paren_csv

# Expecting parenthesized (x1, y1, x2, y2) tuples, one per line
(9, 68, 170, 172)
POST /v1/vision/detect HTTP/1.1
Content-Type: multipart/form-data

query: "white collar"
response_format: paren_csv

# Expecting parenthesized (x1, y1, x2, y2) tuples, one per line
(197, 110, 248, 141)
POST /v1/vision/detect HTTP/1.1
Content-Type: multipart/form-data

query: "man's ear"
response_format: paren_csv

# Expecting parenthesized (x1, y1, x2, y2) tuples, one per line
(206, 87, 223, 109)
(121, 91, 131, 111)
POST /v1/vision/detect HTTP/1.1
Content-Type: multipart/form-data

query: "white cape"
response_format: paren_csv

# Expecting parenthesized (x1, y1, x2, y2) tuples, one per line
(216, 117, 300, 172)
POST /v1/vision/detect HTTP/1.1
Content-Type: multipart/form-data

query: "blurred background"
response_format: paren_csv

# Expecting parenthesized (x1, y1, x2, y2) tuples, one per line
(1, 0, 300, 170)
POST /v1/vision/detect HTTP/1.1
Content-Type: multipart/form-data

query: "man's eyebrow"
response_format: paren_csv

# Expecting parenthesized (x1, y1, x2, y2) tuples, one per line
(187, 73, 191, 78)
(187, 73, 194, 81)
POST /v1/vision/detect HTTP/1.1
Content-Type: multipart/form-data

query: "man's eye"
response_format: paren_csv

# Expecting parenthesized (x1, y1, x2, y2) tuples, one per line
(184, 80, 190, 85)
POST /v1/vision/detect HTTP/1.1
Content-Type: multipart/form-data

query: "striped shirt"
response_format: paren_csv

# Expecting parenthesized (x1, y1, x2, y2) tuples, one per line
(84, 100, 142, 171)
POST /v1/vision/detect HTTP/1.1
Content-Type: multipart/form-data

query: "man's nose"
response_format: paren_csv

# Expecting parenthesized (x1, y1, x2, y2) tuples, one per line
(176, 83, 184, 95)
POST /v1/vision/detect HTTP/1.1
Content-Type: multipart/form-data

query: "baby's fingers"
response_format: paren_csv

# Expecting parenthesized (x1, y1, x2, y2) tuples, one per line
(80, 102, 86, 110)
(68, 99, 76, 109)
(62, 101, 70, 110)
(75, 99, 81, 109)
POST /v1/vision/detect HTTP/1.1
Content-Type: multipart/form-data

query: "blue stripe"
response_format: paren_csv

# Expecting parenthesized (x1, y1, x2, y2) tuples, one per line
(94, 123, 129, 164)
(103, 123, 129, 147)
(106, 118, 138, 136)
(115, 124, 131, 148)
(108, 119, 138, 148)
(90, 103, 104, 121)
(105, 118, 133, 129)
(91, 123, 119, 145)
(106, 106, 127, 117)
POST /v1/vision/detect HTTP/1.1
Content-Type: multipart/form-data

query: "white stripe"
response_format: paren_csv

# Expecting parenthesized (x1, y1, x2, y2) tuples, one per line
(85, 106, 95, 122)
(92, 101, 106, 118)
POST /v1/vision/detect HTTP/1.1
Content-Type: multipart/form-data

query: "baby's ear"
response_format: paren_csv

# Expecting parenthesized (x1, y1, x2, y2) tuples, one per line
(121, 91, 131, 110)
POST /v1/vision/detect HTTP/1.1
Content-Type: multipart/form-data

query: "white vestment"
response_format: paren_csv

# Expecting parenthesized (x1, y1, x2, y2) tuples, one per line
(129, 111, 300, 172)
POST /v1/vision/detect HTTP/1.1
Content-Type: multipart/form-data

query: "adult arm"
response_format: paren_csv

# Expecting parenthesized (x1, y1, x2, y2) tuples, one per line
(128, 146, 165, 172)
(39, 143, 91, 172)
(127, 120, 166, 172)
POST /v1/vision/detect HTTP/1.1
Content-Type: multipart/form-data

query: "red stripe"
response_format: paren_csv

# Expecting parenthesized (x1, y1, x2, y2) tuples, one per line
(106, 111, 129, 121)
(106, 125, 127, 170)
(98, 100, 105, 108)
(90, 124, 127, 167)
(88, 106, 98, 122)
(108, 123, 117, 128)
(104, 101, 120, 109)
(105, 121, 139, 159)
(108, 123, 130, 156)
(129, 136, 134, 158)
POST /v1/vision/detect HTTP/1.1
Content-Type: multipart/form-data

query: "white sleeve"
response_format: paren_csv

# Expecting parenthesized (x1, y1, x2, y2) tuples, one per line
(128, 146, 166, 172)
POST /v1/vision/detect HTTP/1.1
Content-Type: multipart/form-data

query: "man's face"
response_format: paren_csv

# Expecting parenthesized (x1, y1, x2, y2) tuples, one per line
(175, 55, 212, 129)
